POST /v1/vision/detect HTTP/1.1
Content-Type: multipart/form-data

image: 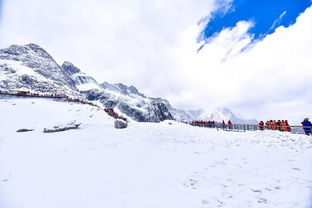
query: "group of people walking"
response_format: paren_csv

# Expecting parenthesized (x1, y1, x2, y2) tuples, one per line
(104, 108, 127, 122)
(190, 120, 233, 129)
(258, 120, 291, 132)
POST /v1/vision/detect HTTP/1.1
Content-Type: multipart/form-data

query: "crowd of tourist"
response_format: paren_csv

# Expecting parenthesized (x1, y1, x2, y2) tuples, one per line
(190, 120, 233, 129)
(191, 118, 312, 136)
(258, 120, 291, 132)
(104, 108, 127, 122)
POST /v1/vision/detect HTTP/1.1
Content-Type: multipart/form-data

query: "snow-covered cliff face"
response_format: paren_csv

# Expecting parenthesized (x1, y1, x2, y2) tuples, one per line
(0, 44, 78, 95)
(0, 43, 256, 123)
(60, 61, 174, 122)
(61, 61, 101, 91)
(100, 82, 146, 97)
(84, 88, 174, 122)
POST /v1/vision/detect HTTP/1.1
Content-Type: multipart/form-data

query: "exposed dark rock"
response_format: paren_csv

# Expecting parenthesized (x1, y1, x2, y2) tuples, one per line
(16, 129, 34, 132)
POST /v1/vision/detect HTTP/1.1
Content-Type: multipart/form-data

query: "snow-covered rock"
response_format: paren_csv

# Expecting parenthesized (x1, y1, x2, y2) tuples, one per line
(43, 120, 81, 133)
(114, 119, 127, 129)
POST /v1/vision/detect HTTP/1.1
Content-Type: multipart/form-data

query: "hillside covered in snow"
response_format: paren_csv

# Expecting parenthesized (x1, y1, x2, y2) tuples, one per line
(0, 97, 312, 208)
(0, 43, 256, 123)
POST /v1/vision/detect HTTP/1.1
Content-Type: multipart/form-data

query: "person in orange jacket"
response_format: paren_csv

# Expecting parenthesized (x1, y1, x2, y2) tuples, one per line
(281, 120, 286, 131)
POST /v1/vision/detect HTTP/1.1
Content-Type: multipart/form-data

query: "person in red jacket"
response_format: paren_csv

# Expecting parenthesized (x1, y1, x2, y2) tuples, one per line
(272, 120, 277, 130)
(259, 121, 264, 130)
(228, 120, 233, 130)
(212, 120, 215, 128)
(285, 120, 291, 132)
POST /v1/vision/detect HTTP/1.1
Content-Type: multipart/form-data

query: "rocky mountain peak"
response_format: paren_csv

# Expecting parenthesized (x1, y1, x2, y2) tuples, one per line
(0, 43, 55, 62)
(0, 43, 78, 94)
(100, 82, 145, 97)
(61, 61, 81, 75)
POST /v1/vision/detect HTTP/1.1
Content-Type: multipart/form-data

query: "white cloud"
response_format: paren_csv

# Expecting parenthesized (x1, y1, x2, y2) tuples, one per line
(167, 6, 312, 123)
(269, 11, 287, 31)
(0, 0, 311, 124)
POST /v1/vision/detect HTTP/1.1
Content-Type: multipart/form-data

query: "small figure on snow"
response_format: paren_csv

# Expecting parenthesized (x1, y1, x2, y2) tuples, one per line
(259, 121, 264, 131)
(228, 120, 233, 130)
(302, 118, 312, 136)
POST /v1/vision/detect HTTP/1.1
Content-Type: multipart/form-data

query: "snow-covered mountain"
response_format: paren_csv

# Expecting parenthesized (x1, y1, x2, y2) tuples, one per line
(84, 88, 175, 122)
(0, 43, 78, 95)
(182, 108, 258, 124)
(0, 43, 175, 122)
(0, 43, 256, 123)
(59, 60, 175, 122)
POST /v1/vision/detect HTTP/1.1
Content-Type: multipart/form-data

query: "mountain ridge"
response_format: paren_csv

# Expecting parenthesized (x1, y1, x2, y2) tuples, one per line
(0, 43, 257, 123)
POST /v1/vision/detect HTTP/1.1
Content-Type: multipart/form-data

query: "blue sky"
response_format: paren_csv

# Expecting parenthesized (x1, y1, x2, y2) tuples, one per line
(203, 0, 312, 41)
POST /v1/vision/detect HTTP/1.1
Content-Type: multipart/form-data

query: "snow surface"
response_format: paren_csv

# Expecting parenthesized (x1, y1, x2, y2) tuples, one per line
(1, 98, 312, 208)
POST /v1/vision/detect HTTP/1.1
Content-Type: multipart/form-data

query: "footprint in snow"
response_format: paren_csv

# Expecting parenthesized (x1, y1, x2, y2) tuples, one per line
(201, 199, 209, 205)
(183, 178, 199, 189)
(257, 197, 268, 204)
(265, 187, 272, 192)
(251, 189, 262, 193)
(292, 168, 301, 171)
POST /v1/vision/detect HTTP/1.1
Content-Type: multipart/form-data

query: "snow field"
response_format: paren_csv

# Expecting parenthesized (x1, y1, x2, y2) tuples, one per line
(0, 98, 312, 208)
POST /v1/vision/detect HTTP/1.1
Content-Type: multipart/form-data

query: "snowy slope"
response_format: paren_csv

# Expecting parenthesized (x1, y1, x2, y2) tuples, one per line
(0, 97, 312, 208)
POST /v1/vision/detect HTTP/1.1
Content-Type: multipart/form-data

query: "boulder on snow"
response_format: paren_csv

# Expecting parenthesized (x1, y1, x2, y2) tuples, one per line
(114, 119, 127, 129)
(43, 121, 81, 133)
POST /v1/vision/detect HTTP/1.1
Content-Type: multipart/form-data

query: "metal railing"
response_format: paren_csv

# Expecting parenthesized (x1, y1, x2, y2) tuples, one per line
(190, 122, 312, 135)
